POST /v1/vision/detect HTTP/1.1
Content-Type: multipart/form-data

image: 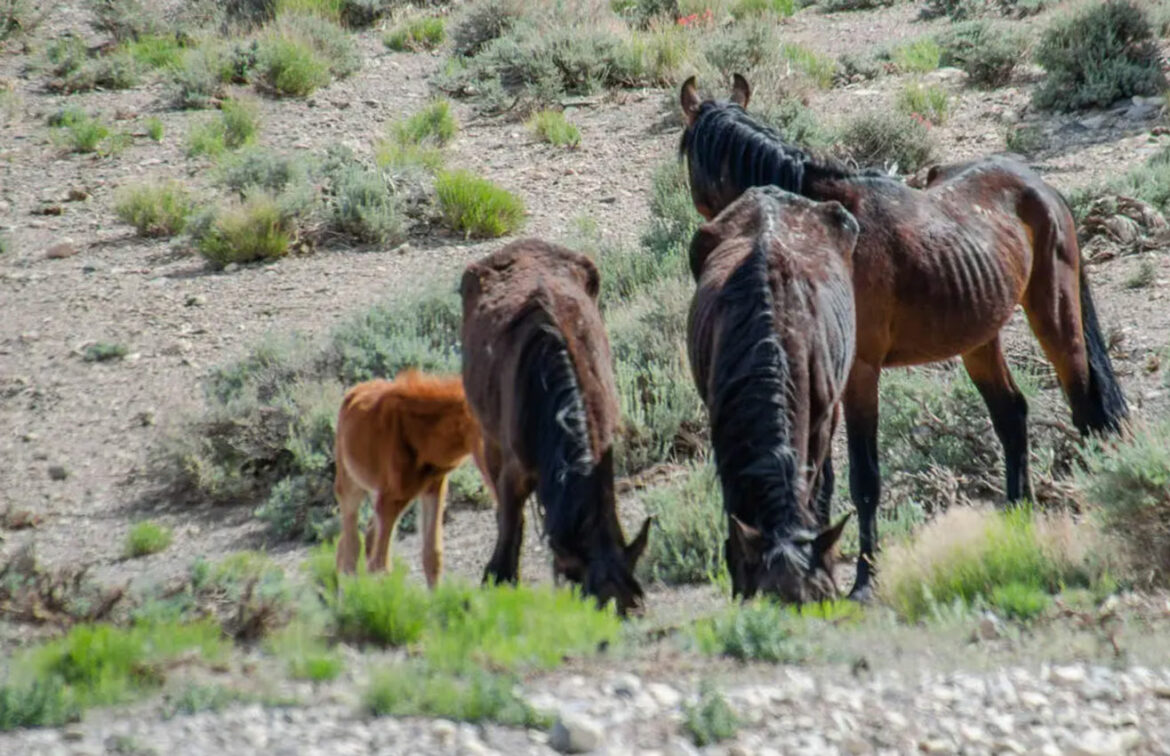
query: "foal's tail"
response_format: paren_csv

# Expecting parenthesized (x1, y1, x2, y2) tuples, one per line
(1077, 264, 1128, 435)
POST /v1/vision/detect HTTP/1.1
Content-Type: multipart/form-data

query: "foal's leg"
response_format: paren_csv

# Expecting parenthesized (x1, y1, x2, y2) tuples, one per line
(366, 492, 411, 573)
(334, 463, 365, 575)
(483, 463, 531, 586)
(962, 335, 1033, 503)
(812, 405, 841, 529)
(419, 476, 448, 589)
(844, 360, 881, 602)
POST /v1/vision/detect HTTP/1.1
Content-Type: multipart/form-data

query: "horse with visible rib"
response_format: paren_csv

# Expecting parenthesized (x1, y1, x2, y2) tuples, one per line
(460, 238, 652, 616)
(688, 185, 856, 602)
(679, 74, 1129, 600)
(333, 370, 493, 587)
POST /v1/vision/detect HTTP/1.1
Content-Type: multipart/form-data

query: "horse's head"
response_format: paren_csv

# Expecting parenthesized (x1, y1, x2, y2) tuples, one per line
(552, 515, 653, 617)
(726, 514, 849, 604)
(677, 74, 756, 222)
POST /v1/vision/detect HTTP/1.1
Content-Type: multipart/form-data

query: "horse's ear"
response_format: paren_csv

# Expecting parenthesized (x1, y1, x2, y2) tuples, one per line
(819, 201, 859, 254)
(459, 266, 483, 302)
(729, 515, 763, 564)
(811, 513, 850, 571)
(680, 75, 702, 125)
(730, 73, 751, 109)
(578, 255, 601, 300)
(624, 516, 653, 568)
(688, 222, 722, 281)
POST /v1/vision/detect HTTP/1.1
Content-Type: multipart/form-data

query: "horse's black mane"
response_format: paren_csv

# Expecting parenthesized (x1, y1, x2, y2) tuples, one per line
(679, 101, 889, 199)
(709, 227, 807, 543)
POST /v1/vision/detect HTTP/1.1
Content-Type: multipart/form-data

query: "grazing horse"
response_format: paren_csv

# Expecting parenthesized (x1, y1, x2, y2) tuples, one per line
(679, 74, 1129, 600)
(333, 370, 494, 587)
(460, 238, 652, 616)
(688, 185, 856, 602)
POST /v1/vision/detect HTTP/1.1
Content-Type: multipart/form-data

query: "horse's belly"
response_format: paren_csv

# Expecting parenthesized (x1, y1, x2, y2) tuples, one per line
(883, 294, 1019, 366)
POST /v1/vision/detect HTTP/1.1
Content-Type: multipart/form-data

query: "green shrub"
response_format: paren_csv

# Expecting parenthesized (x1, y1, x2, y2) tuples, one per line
(1033, 0, 1165, 111)
(897, 81, 949, 125)
(51, 109, 112, 154)
(218, 147, 306, 197)
(145, 116, 164, 141)
(701, 19, 781, 77)
(267, 621, 343, 680)
(366, 663, 547, 727)
(730, 0, 796, 18)
(115, 181, 193, 237)
(83, 342, 128, 362)
(161, 684, 251, 719)
(0, 678, 78, 731)
(890, 37, 941, 73)
(692, 601, 812, 663)
(255, 32, 331, 96)
(88, 49, 140, 89)
(435, 170, 525, 238)
(186, 99, 259, 157)
(638, 464, 724, 584)
(836, 109, 936, 173)
(43, 35, 88, 78)
(122, 34, 187, 69)
(683, 683, 739, 747)
(1080, 147, 1170, 215)
(880, 506, 1111, 621)
(1005, 123, 1045, 154)
(384, 16, 445, 51)
(392, 98, 457, 146)
(167, 46, 231, 109)
(1, 0, 47, 43)
(374, 139, 443, 173)
(328, 164, 404, 244)
(936, 20, 1025, 88)
(125, 521, 172, 557)
(819, 0, 895, 11)
(332, 565, 429, 646)
(989, 581, 1051, 620)
(451, 0, 524, 57)
(279, 12, 361, 77)
(193, 194, 295, 268)
(88, 0, 161, 42)
(276, 0, 342, 21)
(527, 109, 581, 147)
(1078, 421, 1170, 586)
(1124, 257, 1157, 289)
(782, 43, 837, 88)
(754, 96, 832, 150)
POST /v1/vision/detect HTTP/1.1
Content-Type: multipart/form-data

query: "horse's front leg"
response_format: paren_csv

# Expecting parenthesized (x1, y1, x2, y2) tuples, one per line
(962, 335, 1033, 504)
(844, 360, 881, 602)
(482, 463, 530, 586)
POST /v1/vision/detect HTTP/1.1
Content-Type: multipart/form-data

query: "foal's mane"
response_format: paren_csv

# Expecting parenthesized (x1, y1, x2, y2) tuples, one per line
(708, 219, 808, 541)
(679, 101, 886, 199)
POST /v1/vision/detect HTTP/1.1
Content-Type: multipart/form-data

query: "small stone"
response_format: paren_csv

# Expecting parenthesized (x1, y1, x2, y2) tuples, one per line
(1020, 691, 1048, 709)
(48, 464, 69, 481)
(647, 683, 681, 708)
(663, 737, 700, 756)
(185, 294, 206, 307)
(977, 612, 1004, 640)
(45, 240, 78, 259)
(223, 263, 239, 273)
(549, 713, 605, 753)
(842, 736, 872, 755)
(32, 204, 64, 216)
(62, 726, 85, 741)
(612, 673, 641, 697)
(66, 187, 89, 202)
(727, 746, 750, 756)
(431, 720, 456, 745)
(136, 410, 156, 427)
(1052, 666, 1087, 687)
(994, 738, 1027, 754)
(392, 242, 411, 255)
(1067, 729, 1134, 756)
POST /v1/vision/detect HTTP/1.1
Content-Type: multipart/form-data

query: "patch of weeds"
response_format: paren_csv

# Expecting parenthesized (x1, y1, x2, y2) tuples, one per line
(879, 506, 1114, 622)
(989, 581, 1051, 621)
(327, 162, 404, 244)
(683, 682, 739, 747)
(186, 98, 260, 158)
(255, 29, 331, 96)
(145, 116, 164, 141)
(701, 18, 781, 78)
(447, 459, 493, 508)
(620, 25, 697, 87)
(1, 0, 48, 43)
(435, 169, 525, 238)
(730, 0, 796, 18)
(1124, 257, 1157, 289)
(391, 98, 457, 147)
(332, 564, 430, 646)
(267, 620, 342, 680)
(115, 181, 192, 237)
(0, 678, 79, 732)
(753, 96, 832, 150)
(83, 342, 128, 362)
(819, 0, 895, 11)
(890, 37, 941, 73)
(191, 194, 295, 269)
(365, 662, 548, 727)
(384, 15, 445, 52)
(782, 43, 837, 89)
(638, 463, 724, 585)
(86, 49, 141, 90)
(43, 35, 89, 79)
(1005, 124, 1045, 154)
(125, 521, 173, 558)
(122, 34, 187, 70)
(527, 109, 580, 148)
(897, 81, 949, 125)
(451, 0, 524, 57)
(217, 146, 307, 198)
(692, 600, 811, 663)
(836, 109, 936, 173)
(167, 46, 232, 109)
(0, 545, 125, 627)
(1077, 146, 1170, 216)
(188, 551, 300, 642)
(1033, 0, 1165, 112)
(1077, 420, 1170, 586)
(936, 20, 1025, 88)
(161, 684, 249, 719)
(88, 0, 160, 43)
(51, 109, 113, 154)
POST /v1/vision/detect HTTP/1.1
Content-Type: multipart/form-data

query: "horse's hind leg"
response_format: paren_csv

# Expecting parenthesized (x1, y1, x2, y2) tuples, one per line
(419, 475, 448, 589)
(334, 463, 365, 575)
(961, 335, 1033, 503)
(844, 360, 881, 602)
(483, 461, 531, 586)
(367, 492, 411, 573)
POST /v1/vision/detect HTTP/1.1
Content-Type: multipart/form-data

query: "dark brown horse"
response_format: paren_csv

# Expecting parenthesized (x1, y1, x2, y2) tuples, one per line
(460, 238, 652, 616)
(688, 185, 856, 602)
(679, 74, 1128, 600)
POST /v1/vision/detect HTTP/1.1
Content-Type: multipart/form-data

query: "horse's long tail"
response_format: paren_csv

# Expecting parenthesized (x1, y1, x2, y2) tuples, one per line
(1077, 264, 1128, 435)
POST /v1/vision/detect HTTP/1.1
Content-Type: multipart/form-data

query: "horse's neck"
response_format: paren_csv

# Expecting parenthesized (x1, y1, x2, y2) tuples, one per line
(803, 172, 862, 211)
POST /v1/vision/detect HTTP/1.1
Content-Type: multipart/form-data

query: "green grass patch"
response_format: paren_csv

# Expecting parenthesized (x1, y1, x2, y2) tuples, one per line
(266, 620, 343, 681)
(989, 581, 1051, 621)
(0, 678, 79, 732)
(384, 16, 446, 52)
(256, 32, 331, 96)
(161, 684, 251, 719)
(936, 20, 1026, 89)
(332, 565, 430, 646)
(683, 682, 739, 746)
(638, 463, 724, 585)
(1125, 257, 1157, 289)
(115, 180, 192, 237)
(730, 0, 796, 18)
(527, 109, 581, 147)
(890, 37, 941, 73)
(782, 42, 837, 89)
(186, 99, 260, 158)
(83, 342, 128, 362)
(837, 109, 936, 173)
(692, 600, 813, 663)
(1075, 146, 1170, 216)
(392, 98, 457, 147)
(192, 194, 294, 269)
(897, 81, 949, 125)
(125, 521, 173, 558)
(435, 169, 525, 238)
(145, 116, 164, 141)
(122, 34, 187, 70)
(51, 109, 113, 154)
(366, 663, 548, 727)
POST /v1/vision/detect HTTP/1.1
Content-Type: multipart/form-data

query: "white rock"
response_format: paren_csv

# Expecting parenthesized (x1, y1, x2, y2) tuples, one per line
(1067, 729, 1135, 756)
(647, 683, 682, 709)
(663, 737, 701, 756)
(1052, 666, 1088, 687)
(549, 713, 605, 753)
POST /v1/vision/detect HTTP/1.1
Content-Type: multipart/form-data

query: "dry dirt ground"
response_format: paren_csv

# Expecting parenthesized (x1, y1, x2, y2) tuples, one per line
(2, 0, 1170, 753)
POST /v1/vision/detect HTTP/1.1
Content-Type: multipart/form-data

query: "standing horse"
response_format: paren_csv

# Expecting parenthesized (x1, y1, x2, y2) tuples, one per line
(460, 238, 653, 616)
(688, 185, 856, 602)
(679, 74, 1128, 599)
(333, 370, 494, 587)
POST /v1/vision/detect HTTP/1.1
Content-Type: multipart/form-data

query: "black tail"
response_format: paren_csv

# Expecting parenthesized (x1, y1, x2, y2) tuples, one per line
(1077, 265, 1128, 435)
(709, 236, 802, 535)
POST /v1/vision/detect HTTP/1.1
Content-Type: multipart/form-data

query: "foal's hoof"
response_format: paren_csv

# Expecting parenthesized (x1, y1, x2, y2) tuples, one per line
(847, 582, 876, 604)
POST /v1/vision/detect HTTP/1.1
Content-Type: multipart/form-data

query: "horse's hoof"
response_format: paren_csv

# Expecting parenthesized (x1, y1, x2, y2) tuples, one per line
(847, 583, 875, 604)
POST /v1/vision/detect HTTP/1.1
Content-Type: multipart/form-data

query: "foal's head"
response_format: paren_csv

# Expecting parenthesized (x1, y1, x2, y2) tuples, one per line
(552, 515, 653, 616)
(727, 514, 849, 604)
